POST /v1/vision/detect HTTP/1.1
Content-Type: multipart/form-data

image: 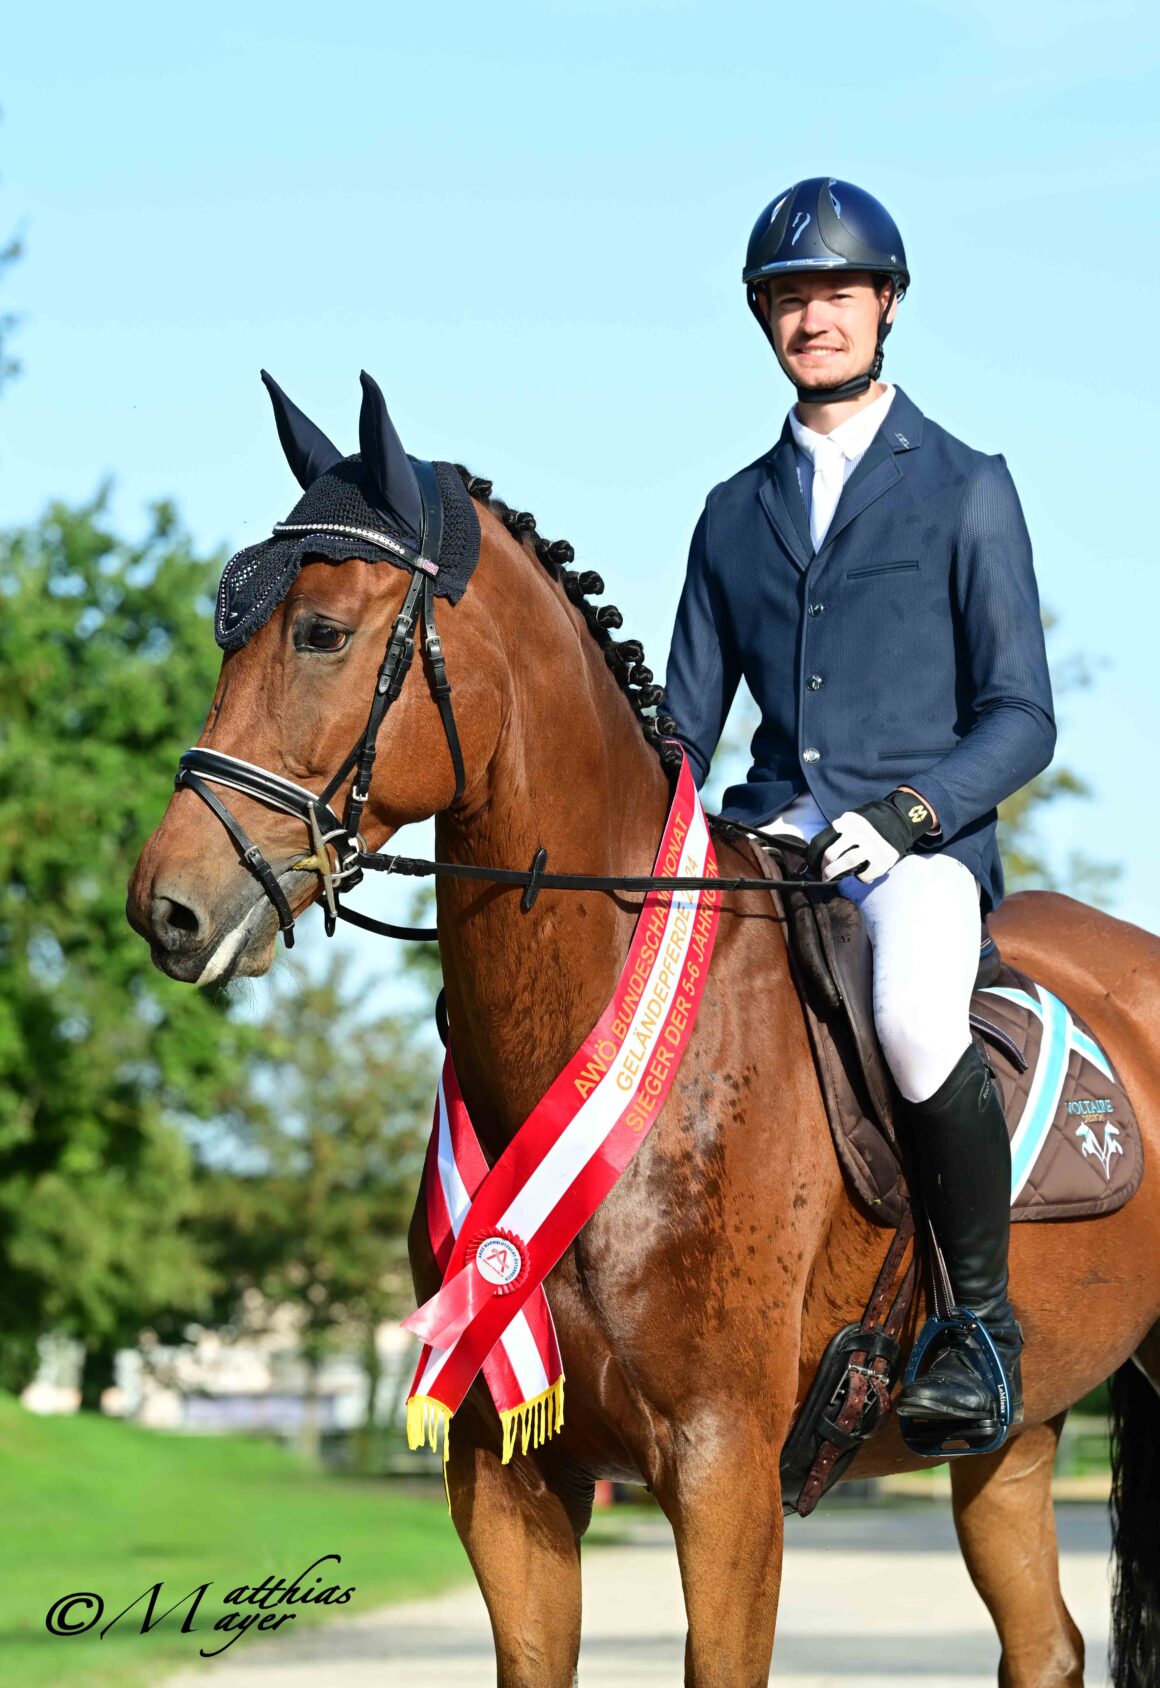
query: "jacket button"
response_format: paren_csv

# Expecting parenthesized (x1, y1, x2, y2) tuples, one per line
(807, 674, 823, 691)
(807, 602, 825, 616)
(803, 747, 821, 764)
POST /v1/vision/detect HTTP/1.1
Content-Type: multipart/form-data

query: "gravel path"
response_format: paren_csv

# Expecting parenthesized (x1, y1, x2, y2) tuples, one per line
(162, 1502, 1112, 1686)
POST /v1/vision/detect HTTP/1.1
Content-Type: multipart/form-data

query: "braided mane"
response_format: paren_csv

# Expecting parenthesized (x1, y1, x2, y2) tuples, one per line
(453, 466, 681, 776)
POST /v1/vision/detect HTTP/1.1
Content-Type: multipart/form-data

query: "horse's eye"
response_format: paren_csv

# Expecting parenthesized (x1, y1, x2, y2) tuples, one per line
(296, 619, 350, 653)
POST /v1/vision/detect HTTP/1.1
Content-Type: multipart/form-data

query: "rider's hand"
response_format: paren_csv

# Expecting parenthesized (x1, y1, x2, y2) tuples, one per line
(805, 789, 936, 885)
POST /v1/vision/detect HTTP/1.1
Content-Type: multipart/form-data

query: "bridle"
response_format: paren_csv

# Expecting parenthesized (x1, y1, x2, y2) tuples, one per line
(177, 458, 465, 947)
(176, 456, 849, 952)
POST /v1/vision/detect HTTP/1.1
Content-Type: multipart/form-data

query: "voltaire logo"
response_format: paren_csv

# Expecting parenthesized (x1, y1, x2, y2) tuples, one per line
(1075, 1120, 1123, 1180)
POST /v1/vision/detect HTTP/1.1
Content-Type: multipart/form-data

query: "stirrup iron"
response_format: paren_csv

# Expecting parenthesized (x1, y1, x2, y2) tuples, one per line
(898, 1308, 1015, 1458)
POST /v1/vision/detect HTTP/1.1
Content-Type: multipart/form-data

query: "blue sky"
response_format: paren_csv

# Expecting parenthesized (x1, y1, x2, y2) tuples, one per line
(3, 0, 1159, 970)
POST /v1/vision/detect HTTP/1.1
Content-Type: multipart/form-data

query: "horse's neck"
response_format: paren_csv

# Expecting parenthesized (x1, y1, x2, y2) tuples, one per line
(435, 619, 672, 1159)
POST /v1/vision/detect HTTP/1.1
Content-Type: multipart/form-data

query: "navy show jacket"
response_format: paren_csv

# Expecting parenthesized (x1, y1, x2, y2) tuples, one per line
(662, 388, 1056, 914)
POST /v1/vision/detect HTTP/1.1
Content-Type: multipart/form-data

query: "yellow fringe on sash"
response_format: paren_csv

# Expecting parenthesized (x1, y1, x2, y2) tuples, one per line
(407, 1393, 453, 1506)
(407, 1394, 452, 1462)
(406, 1378, 565, 1508)
(499, 1376, 566, 1465)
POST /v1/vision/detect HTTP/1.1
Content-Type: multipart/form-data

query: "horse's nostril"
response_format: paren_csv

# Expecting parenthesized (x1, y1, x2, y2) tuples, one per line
(166, 900, 200, 933)
(151, 894, 204, 946)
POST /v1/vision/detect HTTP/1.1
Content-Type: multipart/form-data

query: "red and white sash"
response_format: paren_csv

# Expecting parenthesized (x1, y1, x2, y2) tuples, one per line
(404, 753, 719, 1465)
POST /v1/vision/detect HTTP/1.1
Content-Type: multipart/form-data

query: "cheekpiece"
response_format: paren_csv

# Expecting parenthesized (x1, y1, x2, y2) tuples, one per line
(215, 454, 481, 652)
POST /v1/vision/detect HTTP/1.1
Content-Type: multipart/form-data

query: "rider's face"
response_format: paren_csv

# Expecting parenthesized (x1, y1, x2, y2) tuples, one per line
(757, 272, 895, 392)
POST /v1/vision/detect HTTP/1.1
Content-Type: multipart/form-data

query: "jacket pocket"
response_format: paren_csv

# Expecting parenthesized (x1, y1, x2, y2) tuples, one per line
(846, 560, 920, 578)
(877, 746, 957, 760)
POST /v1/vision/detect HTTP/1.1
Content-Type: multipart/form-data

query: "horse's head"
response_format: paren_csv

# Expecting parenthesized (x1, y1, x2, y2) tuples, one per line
(129, 370, 676, 988)
(127, 371, 509, 985)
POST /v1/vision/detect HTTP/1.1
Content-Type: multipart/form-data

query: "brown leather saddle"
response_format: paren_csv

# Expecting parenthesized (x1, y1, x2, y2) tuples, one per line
(729, 828, 1142, 1228)
(712, 822, 1142, 1516)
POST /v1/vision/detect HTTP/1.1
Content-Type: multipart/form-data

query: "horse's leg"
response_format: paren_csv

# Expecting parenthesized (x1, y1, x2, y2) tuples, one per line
(950, 1414, 1084, 1687)
(446, 1415, 589, 1688)
(662, 1413, 784, 1688)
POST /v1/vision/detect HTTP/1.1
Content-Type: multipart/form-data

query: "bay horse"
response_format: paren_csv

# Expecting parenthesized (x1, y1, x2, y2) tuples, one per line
(128, 418, 1160, 1687)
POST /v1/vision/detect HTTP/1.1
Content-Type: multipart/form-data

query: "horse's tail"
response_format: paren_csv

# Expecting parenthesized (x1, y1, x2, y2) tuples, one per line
(1109, 1358, 1160, 1687)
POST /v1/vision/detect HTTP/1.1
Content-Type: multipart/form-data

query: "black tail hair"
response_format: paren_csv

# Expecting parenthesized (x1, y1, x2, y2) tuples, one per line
(1110, 1359, 1160, 1686)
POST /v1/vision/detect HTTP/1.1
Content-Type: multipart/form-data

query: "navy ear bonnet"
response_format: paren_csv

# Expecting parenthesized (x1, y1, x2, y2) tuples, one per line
(215, 372, 481, 652)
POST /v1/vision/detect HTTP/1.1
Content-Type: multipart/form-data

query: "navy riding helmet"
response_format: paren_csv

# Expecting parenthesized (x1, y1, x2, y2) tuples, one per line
(743, 177, 910, 403)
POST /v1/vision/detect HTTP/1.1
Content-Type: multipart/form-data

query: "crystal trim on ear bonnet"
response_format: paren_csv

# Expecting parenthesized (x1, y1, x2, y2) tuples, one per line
(214, 375, 481, 652)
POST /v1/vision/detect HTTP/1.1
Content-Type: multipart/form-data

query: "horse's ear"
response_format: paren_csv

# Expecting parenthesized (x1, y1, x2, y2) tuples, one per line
(260, 370, 343, 490)
(358, 370, 422, 541)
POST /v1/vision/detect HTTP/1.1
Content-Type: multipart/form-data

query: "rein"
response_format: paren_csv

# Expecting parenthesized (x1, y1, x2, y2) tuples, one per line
(342, 824, 833, 943)
(175, 457, 850, 948)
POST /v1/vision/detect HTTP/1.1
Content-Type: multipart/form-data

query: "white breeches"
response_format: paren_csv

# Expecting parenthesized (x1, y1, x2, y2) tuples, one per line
(762, 794, 981, 1104)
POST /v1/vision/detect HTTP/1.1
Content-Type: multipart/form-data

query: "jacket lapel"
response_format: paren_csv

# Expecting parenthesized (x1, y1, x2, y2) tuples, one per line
(819, 433, 901, 552)
(817, 386, 925, 554)
(757, 434, 812, 571)
(755, 388, 926, 567)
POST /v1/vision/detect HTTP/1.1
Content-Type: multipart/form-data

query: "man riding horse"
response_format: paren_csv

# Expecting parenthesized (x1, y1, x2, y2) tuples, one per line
(663, 176, 1057, 1448)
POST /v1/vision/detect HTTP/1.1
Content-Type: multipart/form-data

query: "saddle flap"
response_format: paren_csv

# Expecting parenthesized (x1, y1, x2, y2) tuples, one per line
(745, 836, 907, 1223)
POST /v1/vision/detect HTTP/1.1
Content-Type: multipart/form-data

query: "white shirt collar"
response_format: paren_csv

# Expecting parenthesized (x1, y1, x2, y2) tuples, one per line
(788, 383, 896, 463)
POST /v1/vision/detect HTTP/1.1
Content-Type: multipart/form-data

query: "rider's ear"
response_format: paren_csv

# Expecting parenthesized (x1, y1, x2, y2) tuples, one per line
(358, 370, 423, 543)
(260, 371, 344, 490)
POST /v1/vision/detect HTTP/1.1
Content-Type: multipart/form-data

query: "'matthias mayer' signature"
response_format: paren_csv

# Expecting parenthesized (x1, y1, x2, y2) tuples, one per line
(45, 1552, 355, 1657)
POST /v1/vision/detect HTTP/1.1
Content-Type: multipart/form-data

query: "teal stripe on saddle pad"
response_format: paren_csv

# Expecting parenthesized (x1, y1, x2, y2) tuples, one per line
(979, 984, 1117, 1202)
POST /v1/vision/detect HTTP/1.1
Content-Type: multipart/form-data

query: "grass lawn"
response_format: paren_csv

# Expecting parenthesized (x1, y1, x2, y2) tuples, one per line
(0, 1392, 470, 1687)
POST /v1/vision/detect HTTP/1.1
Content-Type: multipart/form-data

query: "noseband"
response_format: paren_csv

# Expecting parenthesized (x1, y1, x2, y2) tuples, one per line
(176, 458, 465, 946)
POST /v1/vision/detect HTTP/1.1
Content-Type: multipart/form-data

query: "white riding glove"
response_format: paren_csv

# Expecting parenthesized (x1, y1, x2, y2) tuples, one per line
(806, 790, 937, 886)
(817, 811, 902, 884)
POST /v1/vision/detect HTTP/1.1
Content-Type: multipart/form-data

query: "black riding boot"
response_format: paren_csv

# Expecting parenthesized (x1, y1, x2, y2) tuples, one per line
(895, 1043, 1024, 1433)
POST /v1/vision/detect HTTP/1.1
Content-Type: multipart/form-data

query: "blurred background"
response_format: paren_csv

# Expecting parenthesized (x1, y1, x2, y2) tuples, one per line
(1, 2, 1157, 1683)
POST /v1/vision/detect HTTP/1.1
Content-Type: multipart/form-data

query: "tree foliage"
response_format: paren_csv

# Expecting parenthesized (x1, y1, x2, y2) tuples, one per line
(192, 958, 435, 1452)
(0, 495, 254, 1393)
(1, 491, 441, 1425)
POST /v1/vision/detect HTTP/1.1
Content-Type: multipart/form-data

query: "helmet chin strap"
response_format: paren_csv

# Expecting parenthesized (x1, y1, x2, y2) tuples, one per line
(793, 366, 875, 406)
(752, 280, 899, 410)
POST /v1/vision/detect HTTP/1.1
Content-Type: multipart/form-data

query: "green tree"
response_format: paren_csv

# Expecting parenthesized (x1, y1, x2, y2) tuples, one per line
(194, 957, 435, 1460)
(0, 494, 255, 1399)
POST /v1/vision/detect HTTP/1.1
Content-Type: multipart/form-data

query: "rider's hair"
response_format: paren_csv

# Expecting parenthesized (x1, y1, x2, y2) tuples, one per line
(453, 466, 681, 777)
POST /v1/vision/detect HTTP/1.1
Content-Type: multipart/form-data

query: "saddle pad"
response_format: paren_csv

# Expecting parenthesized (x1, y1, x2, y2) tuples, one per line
(804, 956, 1142, 1229)
(975, 967, 1141, 1218)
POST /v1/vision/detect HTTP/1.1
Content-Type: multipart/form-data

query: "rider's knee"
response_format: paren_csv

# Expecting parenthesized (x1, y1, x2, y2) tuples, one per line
(878, 1021, 971, 1106)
